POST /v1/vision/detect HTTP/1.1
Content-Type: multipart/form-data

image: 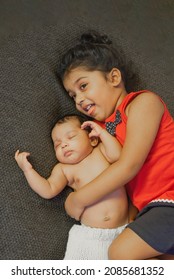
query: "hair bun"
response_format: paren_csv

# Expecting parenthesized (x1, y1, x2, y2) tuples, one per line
(80, 30, 112, 45)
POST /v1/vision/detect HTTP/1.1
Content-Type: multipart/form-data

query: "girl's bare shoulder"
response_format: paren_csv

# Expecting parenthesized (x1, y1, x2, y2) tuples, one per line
(127, 91, 164, 115)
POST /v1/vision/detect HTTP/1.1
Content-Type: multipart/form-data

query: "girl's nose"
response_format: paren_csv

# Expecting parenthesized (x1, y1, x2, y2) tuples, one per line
(76, 93, 84, 106)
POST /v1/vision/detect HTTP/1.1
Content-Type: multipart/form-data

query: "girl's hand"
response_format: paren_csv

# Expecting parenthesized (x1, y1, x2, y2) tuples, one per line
(14, 150, 33, 172)
(65, 192, 85, 221)
(81, 121, 104, 138)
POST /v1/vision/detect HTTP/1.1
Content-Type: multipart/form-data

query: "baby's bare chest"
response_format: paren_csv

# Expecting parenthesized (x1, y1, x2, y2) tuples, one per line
(65, 150, 109, 190)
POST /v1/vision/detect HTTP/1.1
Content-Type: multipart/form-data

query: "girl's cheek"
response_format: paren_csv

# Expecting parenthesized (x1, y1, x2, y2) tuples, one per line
(76, 104, 82, 111)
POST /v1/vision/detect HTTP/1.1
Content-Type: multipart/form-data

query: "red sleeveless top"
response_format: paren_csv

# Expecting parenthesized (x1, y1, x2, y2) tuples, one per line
(101, 91, 174, 211)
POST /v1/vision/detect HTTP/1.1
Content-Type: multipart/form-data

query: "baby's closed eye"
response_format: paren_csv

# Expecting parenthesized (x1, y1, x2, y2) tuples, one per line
(54, 141, 61, 149)
(68, 133, 77, 139)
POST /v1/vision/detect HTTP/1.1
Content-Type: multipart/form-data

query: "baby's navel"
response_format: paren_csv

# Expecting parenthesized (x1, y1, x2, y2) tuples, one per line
(104, 216, 110, 221)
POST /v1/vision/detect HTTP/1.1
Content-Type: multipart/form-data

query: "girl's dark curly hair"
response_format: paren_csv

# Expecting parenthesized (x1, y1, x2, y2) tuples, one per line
(57, 30, 137, 91)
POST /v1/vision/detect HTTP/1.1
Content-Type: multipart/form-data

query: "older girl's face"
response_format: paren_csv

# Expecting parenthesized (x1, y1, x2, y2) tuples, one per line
(63, 67, 120, 121)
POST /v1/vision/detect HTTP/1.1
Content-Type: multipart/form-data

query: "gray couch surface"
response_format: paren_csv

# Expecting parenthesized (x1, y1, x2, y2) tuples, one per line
(1, 0, 174, 259)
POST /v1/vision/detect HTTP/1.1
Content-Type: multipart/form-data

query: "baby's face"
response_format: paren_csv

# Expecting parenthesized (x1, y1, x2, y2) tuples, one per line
(52, 119, 93, 164)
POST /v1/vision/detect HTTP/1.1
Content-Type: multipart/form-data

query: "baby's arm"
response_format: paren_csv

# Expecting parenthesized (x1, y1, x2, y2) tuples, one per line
(15, 150, 68, 199)
(81, 121, 121, 162)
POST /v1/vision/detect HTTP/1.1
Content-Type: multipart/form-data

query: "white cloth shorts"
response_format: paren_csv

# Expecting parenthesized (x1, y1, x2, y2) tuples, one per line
(64, 223, 127, 260)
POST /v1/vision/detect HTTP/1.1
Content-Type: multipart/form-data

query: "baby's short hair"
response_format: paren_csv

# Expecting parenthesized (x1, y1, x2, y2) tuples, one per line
(53, 114, 91, 133)
(56, 113, 88, 125)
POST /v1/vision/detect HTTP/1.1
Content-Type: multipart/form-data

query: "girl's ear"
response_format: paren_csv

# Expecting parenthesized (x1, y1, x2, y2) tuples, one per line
(90, 136, 99, 147)
(108, 68, 122, 86)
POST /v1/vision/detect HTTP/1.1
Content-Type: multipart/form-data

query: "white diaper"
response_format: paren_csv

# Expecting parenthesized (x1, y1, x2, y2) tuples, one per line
(64, 223, 126, 260)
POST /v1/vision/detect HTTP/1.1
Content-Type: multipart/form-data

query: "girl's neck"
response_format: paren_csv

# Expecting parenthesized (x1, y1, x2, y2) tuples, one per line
(114, 87, 128, 111)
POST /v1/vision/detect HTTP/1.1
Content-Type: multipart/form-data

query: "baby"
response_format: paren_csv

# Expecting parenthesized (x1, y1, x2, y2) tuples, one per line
(15, 114, 128, 259)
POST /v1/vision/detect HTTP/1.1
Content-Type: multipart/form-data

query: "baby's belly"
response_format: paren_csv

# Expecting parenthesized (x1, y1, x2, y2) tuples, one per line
(80, 189, 128, 229)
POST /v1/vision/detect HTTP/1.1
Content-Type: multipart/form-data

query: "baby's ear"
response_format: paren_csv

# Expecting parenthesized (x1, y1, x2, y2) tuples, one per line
(90, 136, 99, 147)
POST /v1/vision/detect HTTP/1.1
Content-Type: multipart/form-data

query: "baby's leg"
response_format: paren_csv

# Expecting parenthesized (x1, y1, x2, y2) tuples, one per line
(108, 227, 161, 260)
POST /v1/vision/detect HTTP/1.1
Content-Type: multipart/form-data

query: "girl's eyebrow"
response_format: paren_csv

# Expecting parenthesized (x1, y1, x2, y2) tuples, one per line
(74, 76, 87, 85)
(65, 76, 87, 92)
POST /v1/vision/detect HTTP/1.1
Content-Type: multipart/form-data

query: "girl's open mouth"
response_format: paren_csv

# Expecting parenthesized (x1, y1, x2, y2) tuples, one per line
(84, 104, 95, 116)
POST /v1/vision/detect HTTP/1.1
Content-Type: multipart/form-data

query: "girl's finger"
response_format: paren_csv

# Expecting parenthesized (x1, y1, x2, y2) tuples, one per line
(81, 121, 93, 129)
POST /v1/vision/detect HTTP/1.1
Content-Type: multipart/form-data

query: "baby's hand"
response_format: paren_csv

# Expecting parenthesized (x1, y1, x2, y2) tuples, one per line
(14, 150, 32, 172)
(81, 121, 104, 138)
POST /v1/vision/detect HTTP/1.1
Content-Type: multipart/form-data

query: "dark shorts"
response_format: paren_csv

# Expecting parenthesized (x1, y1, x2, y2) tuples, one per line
(127, 205, 174, 254)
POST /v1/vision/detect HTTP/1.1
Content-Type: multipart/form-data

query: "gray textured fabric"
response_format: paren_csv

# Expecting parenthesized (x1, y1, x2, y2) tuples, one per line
(1, 0, 174, 259)
(0, 22, 86, 260)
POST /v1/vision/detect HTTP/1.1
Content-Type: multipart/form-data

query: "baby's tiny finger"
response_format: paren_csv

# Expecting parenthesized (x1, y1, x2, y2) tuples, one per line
(14, 149, 19, 158)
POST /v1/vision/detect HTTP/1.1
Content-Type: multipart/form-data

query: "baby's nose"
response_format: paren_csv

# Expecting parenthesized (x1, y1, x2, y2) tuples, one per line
(61, 142, 68, 148)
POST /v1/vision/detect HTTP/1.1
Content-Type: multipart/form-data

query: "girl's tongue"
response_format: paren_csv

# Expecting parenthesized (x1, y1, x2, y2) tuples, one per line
(87, 104, 95, 116)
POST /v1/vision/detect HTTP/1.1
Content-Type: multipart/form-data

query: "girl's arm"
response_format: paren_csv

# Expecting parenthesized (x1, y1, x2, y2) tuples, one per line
(65, 92, 164, 220)
(81, 121, 122, 162)
(15, 150, 68, 199)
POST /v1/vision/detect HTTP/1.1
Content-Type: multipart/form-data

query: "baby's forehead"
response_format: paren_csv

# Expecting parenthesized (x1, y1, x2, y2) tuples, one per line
(56, 118, 81, 129)
(52, 119, 80, 136)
